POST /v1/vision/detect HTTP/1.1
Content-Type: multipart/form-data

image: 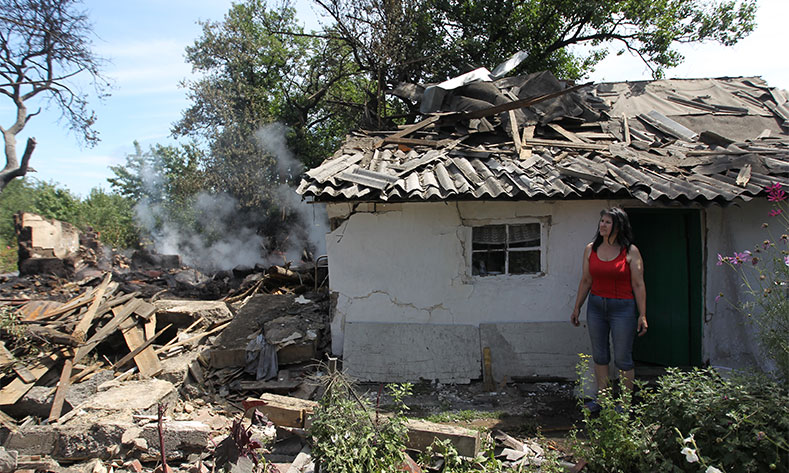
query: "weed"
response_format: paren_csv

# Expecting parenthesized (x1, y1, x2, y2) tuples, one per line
(422, 409, 502, 424)
(309, 370, 411, 472)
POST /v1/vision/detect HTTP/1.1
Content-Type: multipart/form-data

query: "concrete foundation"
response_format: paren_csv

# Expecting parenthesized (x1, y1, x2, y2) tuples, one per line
(343, 322, 481, 383)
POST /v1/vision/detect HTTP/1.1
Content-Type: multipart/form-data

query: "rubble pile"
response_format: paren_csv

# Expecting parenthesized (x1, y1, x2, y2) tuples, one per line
(0, 212, 582, 472)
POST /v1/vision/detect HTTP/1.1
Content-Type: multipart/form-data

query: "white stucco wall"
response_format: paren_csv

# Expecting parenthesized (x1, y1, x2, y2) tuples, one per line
(704, 200, 776, 372)
(325, 198, 776, 381)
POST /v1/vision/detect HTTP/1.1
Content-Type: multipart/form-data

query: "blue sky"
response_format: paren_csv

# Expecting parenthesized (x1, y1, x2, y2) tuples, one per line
(3, 0, 788, 198)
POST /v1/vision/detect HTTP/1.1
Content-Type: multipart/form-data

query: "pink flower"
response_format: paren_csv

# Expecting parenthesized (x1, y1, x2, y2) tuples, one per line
(732, 251, 751, 265)
(715, 293, 723, 302)
(766, 183, 787, 202)
(716, 254, 728, 266)
(769, 209, 783, 217)
(785, 255, 789, 267)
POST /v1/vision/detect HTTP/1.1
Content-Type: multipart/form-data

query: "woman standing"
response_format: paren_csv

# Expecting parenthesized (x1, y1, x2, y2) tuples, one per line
(571, 208, 647, 406)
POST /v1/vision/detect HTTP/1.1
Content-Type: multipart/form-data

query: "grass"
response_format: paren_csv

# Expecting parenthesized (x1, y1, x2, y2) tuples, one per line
(421, 409, 504, 424)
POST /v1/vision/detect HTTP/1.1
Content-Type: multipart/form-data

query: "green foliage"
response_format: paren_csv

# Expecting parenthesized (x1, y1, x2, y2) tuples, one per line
(571, 356, 653, 473)
(78, 188, 139, 248)
(309, 372, 411, 472)
(420, 437, 509, 473)
(573, 357, 789, 472)
(108, 141, 206, 240)
(640, 368, 789, 473)
(445, 0, 756, 79)
(422, 409, 502, 424)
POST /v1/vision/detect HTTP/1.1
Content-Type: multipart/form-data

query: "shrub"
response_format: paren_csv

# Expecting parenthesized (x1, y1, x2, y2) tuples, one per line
(309, 372, 411, 472)
(640, 367, 789, 473)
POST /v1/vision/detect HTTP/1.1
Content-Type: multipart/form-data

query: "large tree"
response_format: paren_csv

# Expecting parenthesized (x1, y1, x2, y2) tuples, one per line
(176, 0, 757, 204)
(0, 0, 108, 192)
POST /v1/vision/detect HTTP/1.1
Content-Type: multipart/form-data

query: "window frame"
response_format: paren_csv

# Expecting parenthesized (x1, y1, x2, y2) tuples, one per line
(468, 219, 547, 278)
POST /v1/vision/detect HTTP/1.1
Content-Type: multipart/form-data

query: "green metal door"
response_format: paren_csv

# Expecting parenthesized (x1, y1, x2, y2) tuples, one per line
(628, 209, 702, 367)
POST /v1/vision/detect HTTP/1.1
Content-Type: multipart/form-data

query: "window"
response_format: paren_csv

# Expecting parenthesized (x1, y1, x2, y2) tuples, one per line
(471, 223, 541, 276)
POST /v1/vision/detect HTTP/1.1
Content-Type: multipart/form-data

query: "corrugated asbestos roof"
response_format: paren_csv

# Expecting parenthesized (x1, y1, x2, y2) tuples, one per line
(297, 72, 789, 204)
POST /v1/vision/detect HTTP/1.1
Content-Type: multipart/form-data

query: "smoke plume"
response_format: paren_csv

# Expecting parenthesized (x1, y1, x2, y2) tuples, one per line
(133, 123, 328, 272)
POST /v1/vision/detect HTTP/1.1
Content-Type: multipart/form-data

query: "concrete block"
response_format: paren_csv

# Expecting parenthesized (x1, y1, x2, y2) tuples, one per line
(0, 446, 17, 473)
(86, 379, 176, 416)
(54, 421, 130, 461)
(158, 350, 201, 385)
(479, 322, 592, 380)
(405, 419, 481, 458)
(154, 300, 233, 329)
(3, 425, 58, 456)
(15, 212, 80, 259)
(343, 322, 481, 383)
(138, 421, 211, 461)
(246, 394, 317, 428)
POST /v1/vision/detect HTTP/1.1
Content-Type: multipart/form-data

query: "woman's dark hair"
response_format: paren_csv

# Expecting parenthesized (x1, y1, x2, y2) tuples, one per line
(592, 207, 634, 251)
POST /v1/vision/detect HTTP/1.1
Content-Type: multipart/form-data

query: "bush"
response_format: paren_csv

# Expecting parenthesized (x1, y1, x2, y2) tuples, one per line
(309, 372, 411, 472)
(640, 367, 789, 473)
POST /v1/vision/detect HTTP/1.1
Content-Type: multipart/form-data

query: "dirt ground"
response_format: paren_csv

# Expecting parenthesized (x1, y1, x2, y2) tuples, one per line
(359, 378, 583, 441)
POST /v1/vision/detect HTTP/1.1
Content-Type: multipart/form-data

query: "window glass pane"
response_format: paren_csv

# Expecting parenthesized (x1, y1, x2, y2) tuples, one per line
(509, 250, 541, 274)
(473, 225, 506, 251)
(509, 223, 540, 248)
(472, 251, 505, 276)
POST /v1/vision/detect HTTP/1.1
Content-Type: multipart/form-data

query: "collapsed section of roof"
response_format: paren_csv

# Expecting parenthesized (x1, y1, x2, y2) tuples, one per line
(297, 69, 789, 204)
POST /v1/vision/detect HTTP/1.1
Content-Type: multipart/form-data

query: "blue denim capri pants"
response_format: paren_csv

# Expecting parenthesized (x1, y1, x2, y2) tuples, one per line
(587, 293, 638, 370)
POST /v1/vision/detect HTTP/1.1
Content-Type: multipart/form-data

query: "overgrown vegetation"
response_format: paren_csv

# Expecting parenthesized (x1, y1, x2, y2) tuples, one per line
(422, 409, 503, 424)
(572, 366, 789, 472)
(309, 372, 411, 472)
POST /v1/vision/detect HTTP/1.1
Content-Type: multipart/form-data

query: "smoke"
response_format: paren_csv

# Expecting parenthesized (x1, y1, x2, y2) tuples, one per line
(133, 123, 328, 272)
(256, 123, 328, 260)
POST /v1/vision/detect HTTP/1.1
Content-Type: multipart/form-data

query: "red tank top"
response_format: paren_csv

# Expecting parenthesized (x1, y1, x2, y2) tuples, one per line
(589, 247, 634, 299)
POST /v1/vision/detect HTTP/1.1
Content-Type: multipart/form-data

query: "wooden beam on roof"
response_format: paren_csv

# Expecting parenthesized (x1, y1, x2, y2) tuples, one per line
(376, 115, 440, 148)
(520, 126, 535, 160)
(509, 110, 523, 156)
(520, 137, 609, 151)
(383, 137, 441, 147)
(548, 123, 588, 143)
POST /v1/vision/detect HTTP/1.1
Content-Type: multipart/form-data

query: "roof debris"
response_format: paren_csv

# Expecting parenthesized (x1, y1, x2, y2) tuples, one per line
(298, 73, 789, 204)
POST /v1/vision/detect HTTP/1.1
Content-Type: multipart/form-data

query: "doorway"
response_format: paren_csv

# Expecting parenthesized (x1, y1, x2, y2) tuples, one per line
(627, 208, 703, 367)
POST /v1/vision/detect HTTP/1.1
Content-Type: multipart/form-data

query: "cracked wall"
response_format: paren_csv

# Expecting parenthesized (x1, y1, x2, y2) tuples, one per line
(326, 198, 773, 381)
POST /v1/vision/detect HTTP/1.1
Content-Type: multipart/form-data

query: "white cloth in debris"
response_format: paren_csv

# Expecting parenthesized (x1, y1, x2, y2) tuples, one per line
(245, 334, 278, 381)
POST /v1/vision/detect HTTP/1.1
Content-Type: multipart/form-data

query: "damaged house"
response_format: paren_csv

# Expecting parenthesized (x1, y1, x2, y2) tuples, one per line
(297, 68, 789, 383)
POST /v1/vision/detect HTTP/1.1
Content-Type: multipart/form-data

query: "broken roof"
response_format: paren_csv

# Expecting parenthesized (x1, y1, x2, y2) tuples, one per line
(297, 71, 789, 204)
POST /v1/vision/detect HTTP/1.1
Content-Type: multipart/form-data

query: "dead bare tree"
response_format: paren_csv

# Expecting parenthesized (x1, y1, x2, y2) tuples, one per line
(0, 0, 109, 192)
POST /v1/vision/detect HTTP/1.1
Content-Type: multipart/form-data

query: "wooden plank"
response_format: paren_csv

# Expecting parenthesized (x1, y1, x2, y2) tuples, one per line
(73, 298, 142, 364)
(0, 352, 60, 406)
(144, 311, 157, 340)
(483, 347, 494, 391)
(548, 123, 587, 143)
(120, 320, 163, 378)
(72, 273, 113, 342)
(376, 115, 439, 148)
(381, 137, 441, 148)
(17, 300, 63, 321)
(0, 341, 15, 369)
(519, 137, 608, 151)
(111, 323, 171, 373)
(13, 365, 36, 384)
(520, 125, 534, 160)
(509, 110, 523, 155)
(623, 113, 631, 145)
(155, 321, 230, 355)
(244, 394, 317, 428)
(48, 353, 74, 422)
